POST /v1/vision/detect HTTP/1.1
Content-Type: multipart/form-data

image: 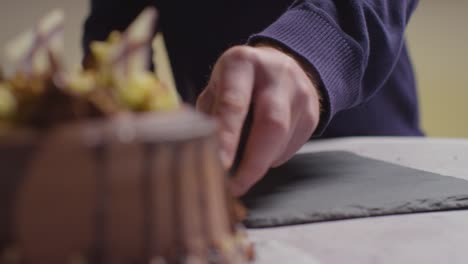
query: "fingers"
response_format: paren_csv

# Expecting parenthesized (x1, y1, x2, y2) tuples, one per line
(271, 110, 316, 167)
(196, 84, 216, 114)
(197, 47, 256, 168)
(197, 45, 322, 197)
(230, 90, 291, 197)
(270, 109, 303, 168)
(271, 82, 320, 167)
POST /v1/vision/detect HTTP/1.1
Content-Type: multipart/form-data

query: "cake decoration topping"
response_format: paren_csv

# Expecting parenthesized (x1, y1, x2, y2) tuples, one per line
(0, 83, 16, 121)
(0, 9, 78, 130)
(0, 7, 180, 132)
(64, 6, 180, 115)
(5, 9, 64, 78)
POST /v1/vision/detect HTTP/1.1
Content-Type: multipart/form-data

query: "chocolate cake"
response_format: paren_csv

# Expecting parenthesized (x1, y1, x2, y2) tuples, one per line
(0, 7, 253, 264)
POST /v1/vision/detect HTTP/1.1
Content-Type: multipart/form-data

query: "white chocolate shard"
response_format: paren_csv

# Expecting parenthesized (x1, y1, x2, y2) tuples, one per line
(4, 9, 64, 76)
(111, 7, 158, 82)
(0, 83, 17, 119)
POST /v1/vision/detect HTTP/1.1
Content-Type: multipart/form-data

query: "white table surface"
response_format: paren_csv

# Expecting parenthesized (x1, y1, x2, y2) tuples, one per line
(251, 137, 468, 264)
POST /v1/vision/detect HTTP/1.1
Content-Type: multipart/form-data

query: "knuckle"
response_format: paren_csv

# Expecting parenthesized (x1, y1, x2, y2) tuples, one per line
(220, 130, 237, 154)
(223, 46, 256, 63)
(260, 106, 289, 137)
(279, 56, 298, 76)
(268, 118, 288, 137)
(295, 81, 311, 99)
(218, 91, 246, 114)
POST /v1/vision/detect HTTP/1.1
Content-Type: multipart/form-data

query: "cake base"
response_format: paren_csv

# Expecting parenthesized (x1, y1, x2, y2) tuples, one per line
(0, 109, 252, 263)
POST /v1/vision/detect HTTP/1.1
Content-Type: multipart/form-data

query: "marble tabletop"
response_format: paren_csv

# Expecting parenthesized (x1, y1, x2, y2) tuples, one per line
(251, 137, 468, 264)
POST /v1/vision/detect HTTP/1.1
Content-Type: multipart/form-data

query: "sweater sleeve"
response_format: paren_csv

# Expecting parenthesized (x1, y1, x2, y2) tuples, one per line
(249, 0, 419, 134)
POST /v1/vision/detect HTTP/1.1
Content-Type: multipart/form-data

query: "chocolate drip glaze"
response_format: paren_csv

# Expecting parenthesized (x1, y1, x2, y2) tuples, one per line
(1, 109, 251, 263)
(195, 139, 210, 261)
(200, 138, 231, 264)
(0, 138, 38, 252)
(142, 142, 155, 262)
(89, 143, 109, 264)
(170, 143, 184, 262)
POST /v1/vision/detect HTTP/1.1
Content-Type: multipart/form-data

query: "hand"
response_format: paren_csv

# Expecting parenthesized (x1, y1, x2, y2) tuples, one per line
(197, 45, 321, 196)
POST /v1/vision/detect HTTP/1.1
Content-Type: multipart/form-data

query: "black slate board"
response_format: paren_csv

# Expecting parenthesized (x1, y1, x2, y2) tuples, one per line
(242, 151, 468, 228)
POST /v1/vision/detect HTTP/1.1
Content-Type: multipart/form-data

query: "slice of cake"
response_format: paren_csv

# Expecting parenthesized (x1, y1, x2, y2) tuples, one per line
(0, 7, 253, 264)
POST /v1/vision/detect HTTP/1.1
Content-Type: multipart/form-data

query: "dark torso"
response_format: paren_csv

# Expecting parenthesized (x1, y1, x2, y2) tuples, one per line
(85, 0, 423, 137)
(158, 0, 292, 102)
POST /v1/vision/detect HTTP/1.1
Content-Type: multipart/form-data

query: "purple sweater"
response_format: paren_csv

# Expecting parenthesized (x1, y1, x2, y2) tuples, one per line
(83, 0, 423, 137)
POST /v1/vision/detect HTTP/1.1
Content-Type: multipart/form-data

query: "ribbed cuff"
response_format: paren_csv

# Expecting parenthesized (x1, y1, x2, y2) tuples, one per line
(249, 8, 363, 135)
